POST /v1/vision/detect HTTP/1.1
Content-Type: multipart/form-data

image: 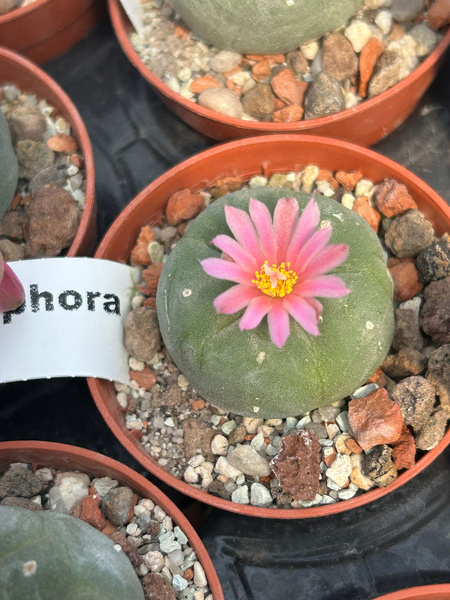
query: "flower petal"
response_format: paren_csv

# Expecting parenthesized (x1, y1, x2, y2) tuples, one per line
(293, 226, 332, 274)
(239, 295, 273, 330)
(298, 243, 349, 280)
(224, 205, 264, 264)
(201, 258, 249, 284)
(211, 234, 258, 274)
(213, 284, 261, 314)
(0, 262, 25, 313)
(283, 295, 320, 336)
(273, 197, 299, 263)
(267, 301, 290, 348)
(286, 196, 320, 260)
(249, 198, 277, 264)
(294, 275, 351, 298)
(304, 297, 323, 318)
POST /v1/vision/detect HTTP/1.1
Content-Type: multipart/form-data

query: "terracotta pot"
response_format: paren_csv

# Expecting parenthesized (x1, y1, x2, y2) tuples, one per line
(0, 440, 224, 600)
(89, 134, 450, 518)
(0, 0, 106, 65)
(0, 46, 96, 256)
(108, 0, 450, 145)
(374, 585, 450, 600)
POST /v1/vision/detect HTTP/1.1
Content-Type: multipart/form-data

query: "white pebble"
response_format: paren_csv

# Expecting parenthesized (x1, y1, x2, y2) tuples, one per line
(139, 498, 155, 511)
(193, 561, 208, 587)
(129, 357, 145, 371)
(375, 9, 393, 35)
(231, 485, 249, 504)
(300, 40, 319, 60)
(345, 21, 373, 53)
(355, 178, 374, 198)
(211, 434, 229, 456)
(215, 456, 243, 479)
(184, 466, 199, 483)
(341, 193, 356, 210)
(116, 392, 128, 408)
(249, 175, 268, 188)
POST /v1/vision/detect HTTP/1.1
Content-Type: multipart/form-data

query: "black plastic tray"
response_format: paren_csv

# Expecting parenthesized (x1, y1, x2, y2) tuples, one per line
(1, 19, 450, 600)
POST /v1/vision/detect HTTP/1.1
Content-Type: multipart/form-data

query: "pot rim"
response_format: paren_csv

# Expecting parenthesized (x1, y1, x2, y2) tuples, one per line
(90, 134, 450, 519)
(0, 440, 224, 600)
(108, 0, 450, 135)
(0, 0, 50, 24)
(373, 584, 450, 600)
(0, 45, 96, 257)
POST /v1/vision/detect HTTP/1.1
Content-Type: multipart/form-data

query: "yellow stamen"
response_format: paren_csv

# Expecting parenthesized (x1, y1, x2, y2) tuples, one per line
(252, 261, 298, 298)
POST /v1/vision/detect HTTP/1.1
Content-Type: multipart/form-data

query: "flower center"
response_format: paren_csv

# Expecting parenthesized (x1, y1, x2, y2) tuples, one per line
(253, 261, 298, 298)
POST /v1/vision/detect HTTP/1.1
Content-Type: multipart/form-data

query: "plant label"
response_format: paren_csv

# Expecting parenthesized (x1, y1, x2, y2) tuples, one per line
(118, 0, 145, 36)
(0, 258, 140, 384)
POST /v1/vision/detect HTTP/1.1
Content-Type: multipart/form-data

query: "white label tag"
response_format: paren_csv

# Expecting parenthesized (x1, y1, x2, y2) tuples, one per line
(119, 0, 145, 36)
(0, 258, 140, 384)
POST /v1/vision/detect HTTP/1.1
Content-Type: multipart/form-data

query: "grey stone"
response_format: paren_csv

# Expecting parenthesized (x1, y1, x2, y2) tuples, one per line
(390, 376, 436, 433)
(125, 306, 162, 363)
(385, 210, 435, 258)
(241, 83, 275, 122)
(391, 0, 424, 22)
(103, 486, 134, 526)
(209, 50, 242, 73)
(420, 276, 450, 344)
(93, 476, 120, 497)
(392, 307, 423, 351)
(0, 464, 45, 499)
(227, 445, 272, 477)
(426, 345, 450, 410)
(250, 482, 273, 507)
(417, 233, 450, 284)
(304, 70, 345, 120)
(231, 485, 250, 504)
(416, 408, 450, 450)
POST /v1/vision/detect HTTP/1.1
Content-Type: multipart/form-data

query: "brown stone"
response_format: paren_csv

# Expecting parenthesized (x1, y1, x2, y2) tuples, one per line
(322, 33, 358, 81)
(335, 170, 363, 191)
(142, 262, 164, 293)
(359, 38, 384, 97)
(375, 179, 418, 217)
(426, 345, 450, 410)
(242, 83, 276, 122)
(165, 189, 204, 226)
(109, 531, 143, 568)
(392, 425, 416, 470)
(382, 348, 428, 380)
(270, 430, 321, 501)
(71, 492, 106, 530)
(385, 210, 435, 258)
(130, 225, 156, 266)
(0, 0, 15, 15)
(363, 444, 398, 487)
(427, 0, 450, 29)
(389, 23, 406, 40)
(142, 573, 176, 600)
(271, 68, 307, 106)
(286, 50, 309, 75)
(24, 184, 79, 257)
(348, 388, 404, 451)
(7, 106, 46, 144)
(272, 104, 304, 122)
(0, 212, 25, 242)
(416, 407, 450, 450)
(101, 520, 118, 536)
(1, 497, 43, 511)
(0, 239, 25, 261)
(392, 307, 423, 352)
(182, 418, 217, 461)
(389, 260, 423, 302)
(353, 196, 381, 232)
(143, 297, 157, 309)
(210, 176, 244, 199)
(390, 376, 436, 433)
(47, 134, 79, 154)
(420, 276, 450, 344)
(130, 367, 157, 390)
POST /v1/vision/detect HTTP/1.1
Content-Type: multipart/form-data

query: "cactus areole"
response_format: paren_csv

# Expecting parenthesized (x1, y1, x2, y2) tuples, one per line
(0, 109, 18, 221)
(169, 0, 363, 54)
(157, 188, 394, 419)
(0, 506, 145, 600)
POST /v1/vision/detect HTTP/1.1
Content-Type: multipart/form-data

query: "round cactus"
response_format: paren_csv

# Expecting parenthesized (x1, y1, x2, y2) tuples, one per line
(0, 110, 19, 221)
(0, 506, 144, 600)
(156, 188, 394, 418)
(169, 0, 363, 54)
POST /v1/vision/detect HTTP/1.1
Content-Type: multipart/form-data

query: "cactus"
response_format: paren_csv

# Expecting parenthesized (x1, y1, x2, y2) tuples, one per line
(156, 188, 394, 418)
(0, 506, 144, 600)
(169, 0, 363, 54)
(0, 109, 19, 221)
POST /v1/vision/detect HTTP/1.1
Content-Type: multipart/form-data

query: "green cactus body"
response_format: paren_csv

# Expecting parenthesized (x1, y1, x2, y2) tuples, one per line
(169, 0, 363, 54)
(0, 506, 144, 600)
(0, 110, 19, 221)
(156, 188, 394, 418)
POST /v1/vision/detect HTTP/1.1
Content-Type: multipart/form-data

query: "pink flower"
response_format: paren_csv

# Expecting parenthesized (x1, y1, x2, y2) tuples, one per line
(0, 252, 25, 313)
(201, 196, 351, 348)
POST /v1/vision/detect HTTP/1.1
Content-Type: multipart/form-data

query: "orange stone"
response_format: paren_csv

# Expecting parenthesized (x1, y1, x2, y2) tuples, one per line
(375, 179, 418, 217)
(272, 104, 304, 122)
(130, 367, 157, 390)
(348, 388, 404, 451)
(173, 24, 189, 41)
(77, 493, 106, 530)
(70, 154, 84, 168)
(271, 68, 307, 106)
(211, 176, 243, 199)
(345, 438, 363, 455)
(130, 225, 156, 266)
(10, 193, 21, 211)
(143, 297, 157, 309)
(190, 75, 221, 94)
(367, 367, 387, 388)
(324, 449, 337, 467)
(226, 79, 242, 96)
(353, 196, 381, 233)
(165, 188, 204, 225)
(335, 170, 363, 191)
(47, 134, 79, 154)
(428, 0, 450, 29)
(184, 568, 194, 581)
(142, 262, 164, 293)
(389, 261, 423, 302)
(359, 38, 384, 98)
(192, 398, 205, 410)
(392, 425, 416, 470)
(251, 59, 273, 82)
